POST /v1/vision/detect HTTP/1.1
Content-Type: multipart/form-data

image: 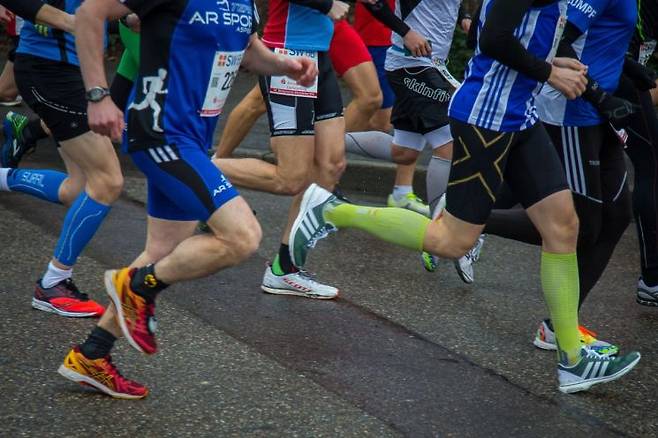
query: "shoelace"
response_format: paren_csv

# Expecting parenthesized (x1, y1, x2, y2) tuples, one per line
(305, 224, 337, 249)
(584, 348, 612, 362)
(62, 279, 90, 301)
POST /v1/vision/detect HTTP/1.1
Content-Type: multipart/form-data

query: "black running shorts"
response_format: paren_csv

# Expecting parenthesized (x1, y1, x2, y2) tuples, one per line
(259, 51, 343, 137)
(14, 54, 89, 142)
(447, 119, 569, 224)
(386, 66, 452, 134)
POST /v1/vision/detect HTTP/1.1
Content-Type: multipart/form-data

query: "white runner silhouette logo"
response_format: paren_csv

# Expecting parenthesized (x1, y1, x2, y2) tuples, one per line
(129, 68, 169, 133)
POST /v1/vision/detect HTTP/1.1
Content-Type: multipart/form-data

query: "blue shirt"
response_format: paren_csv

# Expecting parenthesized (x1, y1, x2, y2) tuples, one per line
(122, 0, 256, 152)
(537, 0, 637, 127)
(17, 0, 82, 65)
(449, 0, 567, 132)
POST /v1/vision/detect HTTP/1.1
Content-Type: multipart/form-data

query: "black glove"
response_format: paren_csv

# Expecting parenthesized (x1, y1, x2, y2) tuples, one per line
(623, 56, 658, 91)
(595, 92, 640, 122)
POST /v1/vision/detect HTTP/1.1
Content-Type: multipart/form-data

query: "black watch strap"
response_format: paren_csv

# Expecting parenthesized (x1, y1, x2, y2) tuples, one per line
(86, 86, 111, 102)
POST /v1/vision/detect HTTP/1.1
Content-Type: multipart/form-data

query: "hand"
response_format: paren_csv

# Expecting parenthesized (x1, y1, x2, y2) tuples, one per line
(0, 7, 13, 25)
(547, 65, 587, 100)
(403, 30, 431, 57)
(460, 18, 472, 33)
(87, 98, 125, 141)
(552, 57, 587, 74)
(596, 93, 639, 122)
(281, 56, 318, 88)
(328, 0, 349, 20)
(124, 13, 141, 33)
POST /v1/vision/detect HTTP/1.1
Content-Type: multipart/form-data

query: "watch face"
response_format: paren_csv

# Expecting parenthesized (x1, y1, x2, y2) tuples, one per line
(88, 87, 108, 102)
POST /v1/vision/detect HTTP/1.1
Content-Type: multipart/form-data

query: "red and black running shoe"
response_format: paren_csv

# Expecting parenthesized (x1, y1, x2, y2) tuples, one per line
(32, 278, 105, 317)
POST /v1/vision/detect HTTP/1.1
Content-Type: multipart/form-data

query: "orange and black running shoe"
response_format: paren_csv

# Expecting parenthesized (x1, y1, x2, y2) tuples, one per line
(33, 278, 104, 318)
(58, 346, 148, 399)
(104, 268, 157, 354)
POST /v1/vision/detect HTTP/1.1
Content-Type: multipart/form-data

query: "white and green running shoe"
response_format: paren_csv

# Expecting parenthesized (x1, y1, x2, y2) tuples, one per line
(387, 193, 430, 217)
(454, 234, 485, 284)
(558, 347, 640, 394)
(289, 184, 340, 268)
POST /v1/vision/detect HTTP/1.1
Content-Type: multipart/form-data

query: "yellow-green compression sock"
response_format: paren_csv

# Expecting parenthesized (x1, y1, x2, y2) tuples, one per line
(325, 203, 430, 252)
(540, 251, 582, 365)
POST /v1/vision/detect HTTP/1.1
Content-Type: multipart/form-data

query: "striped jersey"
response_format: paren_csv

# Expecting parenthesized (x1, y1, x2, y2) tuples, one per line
(449, 0, 567, 132)
(262, 0, 334, 51)
(537, 0, 637, 127)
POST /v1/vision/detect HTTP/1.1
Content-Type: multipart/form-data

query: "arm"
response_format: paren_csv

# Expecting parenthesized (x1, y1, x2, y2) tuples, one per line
(1, 0, 74, 32)
(479, 0, 551, 83)
(241, 34, 318, 87)
(76, 0, 132, 140)
(557, 20, 638, 120)
(362, 0, 430, 56)
(361, 0, 409, 37)
(458, 2, 472, 33)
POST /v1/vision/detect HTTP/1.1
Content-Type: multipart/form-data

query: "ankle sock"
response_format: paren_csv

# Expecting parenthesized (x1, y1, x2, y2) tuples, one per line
(41, 262, 72, 289)
(80, 326, 116, 359)
(272, 244, 297, 275)
(392, 185, 412, 200)
(130, 264, 169, 302)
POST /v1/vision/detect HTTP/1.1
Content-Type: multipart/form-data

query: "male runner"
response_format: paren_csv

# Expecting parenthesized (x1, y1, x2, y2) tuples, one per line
(212, 0, 349, 300)
(57, 0, 317, 399)
(0, 0, 127, 318)
(481, 0, 638, 354)
(288, 0, 641, 393)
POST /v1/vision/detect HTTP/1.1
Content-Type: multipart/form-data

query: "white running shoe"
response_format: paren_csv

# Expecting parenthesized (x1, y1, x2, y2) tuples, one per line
(387, 193, 430, 217)
(261, 265, 338, 299)
(454, 235, 485, 284)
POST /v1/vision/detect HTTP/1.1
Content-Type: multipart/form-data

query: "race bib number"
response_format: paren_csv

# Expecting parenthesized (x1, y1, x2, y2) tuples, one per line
(547, 13, 567, 63)
(270, 48, 319, 98)
(200, 50, 244, 117)
(433, 58, 461, 89)
(639, 40, 657, 66)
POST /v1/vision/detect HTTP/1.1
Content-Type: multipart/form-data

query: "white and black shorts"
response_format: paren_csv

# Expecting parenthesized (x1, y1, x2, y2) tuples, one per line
(259, 51, 343, 137)
(386, 66, 454, 151)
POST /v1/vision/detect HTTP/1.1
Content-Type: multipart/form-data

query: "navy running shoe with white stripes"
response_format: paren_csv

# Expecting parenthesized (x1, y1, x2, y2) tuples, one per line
(558, 347, 640, 394)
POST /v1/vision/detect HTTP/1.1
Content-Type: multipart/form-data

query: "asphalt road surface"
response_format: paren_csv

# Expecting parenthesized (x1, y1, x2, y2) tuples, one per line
(0, 148, 657, 437)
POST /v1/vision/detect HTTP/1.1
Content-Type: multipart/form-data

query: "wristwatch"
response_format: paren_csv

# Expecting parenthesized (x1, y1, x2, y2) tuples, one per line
(86, 86, 111, 103)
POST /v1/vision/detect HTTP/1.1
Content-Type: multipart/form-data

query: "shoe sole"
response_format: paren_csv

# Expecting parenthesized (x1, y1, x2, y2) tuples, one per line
(289, 184, 331, 267)
(261, 284, 338, 300)
(104, 270, 148, 355)
(32, 298, 100, 318)
(636, 292, 658, 307)
(558, 354, 641, 394)
(533, 337, 557, 351)
(58, 365, 147, 400)
(453, 261, 474, 284)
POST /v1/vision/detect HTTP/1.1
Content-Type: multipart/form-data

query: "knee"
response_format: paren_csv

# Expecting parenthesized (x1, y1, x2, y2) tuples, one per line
(391, 147, 418, 165)
(276, 175, 310, 196)
(356, 90, 383, 115)
(88, 172, 124, 203)
(548, 209, 580, 247)
(228, 219, 262, 262)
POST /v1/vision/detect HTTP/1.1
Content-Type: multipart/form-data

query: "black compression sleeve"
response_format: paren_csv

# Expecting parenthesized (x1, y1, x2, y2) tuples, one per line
(363, 0, 410, 37)
(479, 0, 552, 83)
(556, 21, 607, 103)
(289, 0, 333, 15)
(1, 0, 43, 23)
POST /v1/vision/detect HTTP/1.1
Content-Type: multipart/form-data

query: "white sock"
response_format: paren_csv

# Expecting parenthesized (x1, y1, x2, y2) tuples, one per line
(0, 168, 10, 191)
(41, 262, 72, 289)
(392, 185, 412, 200)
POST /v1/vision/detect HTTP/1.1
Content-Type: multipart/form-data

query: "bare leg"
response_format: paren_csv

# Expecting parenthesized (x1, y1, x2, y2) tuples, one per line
(214, 84, 266, 158)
